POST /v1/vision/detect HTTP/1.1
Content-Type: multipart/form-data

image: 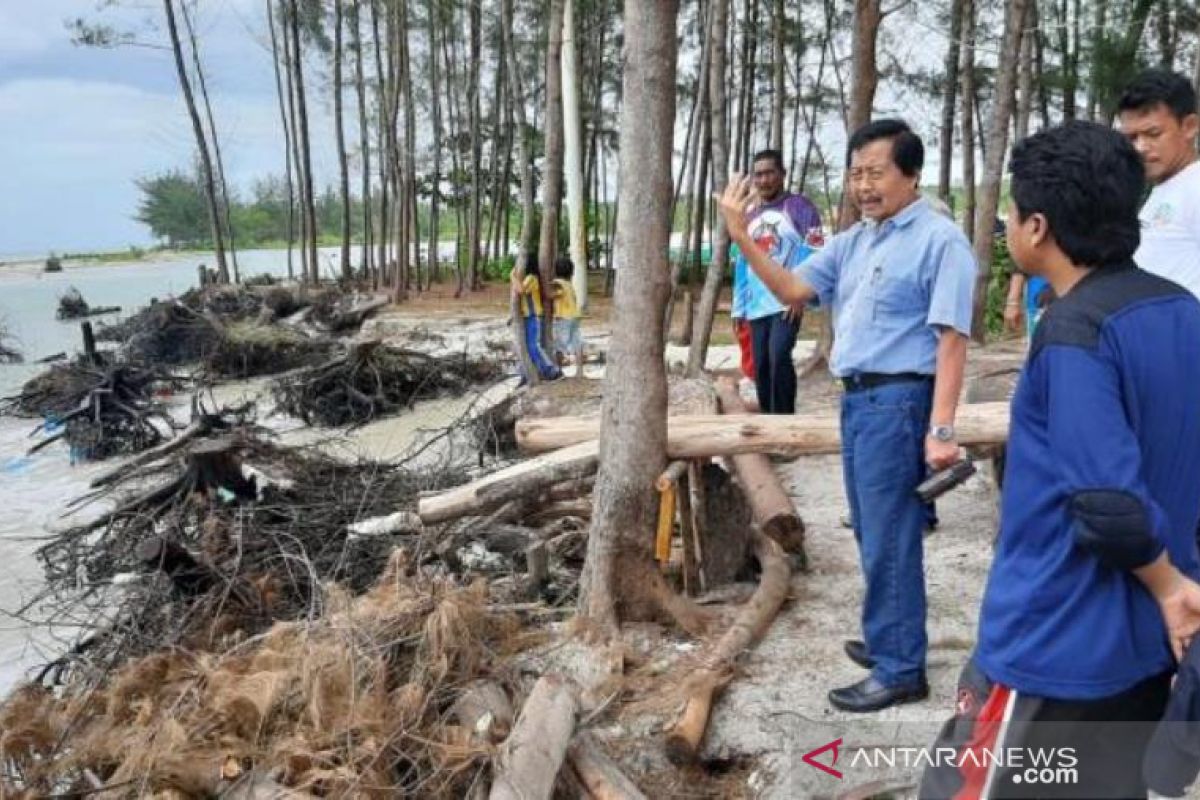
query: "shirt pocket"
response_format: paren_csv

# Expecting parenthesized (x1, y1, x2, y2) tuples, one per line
(872, 274, 925, 324)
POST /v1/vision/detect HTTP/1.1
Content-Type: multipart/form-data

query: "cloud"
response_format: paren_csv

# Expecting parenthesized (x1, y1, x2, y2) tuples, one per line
(0, 75, 340, 256)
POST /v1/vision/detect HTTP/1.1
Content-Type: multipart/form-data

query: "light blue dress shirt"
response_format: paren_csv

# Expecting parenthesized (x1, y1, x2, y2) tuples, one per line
(797, 197, 977, 378)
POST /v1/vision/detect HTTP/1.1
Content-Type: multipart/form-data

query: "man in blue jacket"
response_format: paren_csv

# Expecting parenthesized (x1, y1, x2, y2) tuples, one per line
(920, 122, 1200, 799)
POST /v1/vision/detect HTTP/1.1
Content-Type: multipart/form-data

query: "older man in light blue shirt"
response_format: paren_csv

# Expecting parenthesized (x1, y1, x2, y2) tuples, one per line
(717, 119, 977, 714)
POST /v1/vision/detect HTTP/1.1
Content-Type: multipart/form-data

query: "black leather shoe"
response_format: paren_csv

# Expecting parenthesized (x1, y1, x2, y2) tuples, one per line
(828, 675, 929, 713)
(844, 639, 875, 670)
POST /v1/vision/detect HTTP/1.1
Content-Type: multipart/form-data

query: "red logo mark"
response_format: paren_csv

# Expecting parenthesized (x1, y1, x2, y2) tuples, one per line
(802, 737, 843, 779)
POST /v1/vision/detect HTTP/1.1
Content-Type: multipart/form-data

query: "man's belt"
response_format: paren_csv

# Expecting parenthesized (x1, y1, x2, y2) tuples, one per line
(841, 372, 933, 393)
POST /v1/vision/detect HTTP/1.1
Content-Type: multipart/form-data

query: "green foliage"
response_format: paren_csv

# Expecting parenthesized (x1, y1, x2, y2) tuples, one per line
(985, 236, 1016, 339)
(479, 255, 516, 282)
(135, 171, 210, 248)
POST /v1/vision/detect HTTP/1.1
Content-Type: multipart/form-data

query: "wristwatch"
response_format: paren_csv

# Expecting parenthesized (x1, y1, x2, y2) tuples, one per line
(929, 424, 956, 443)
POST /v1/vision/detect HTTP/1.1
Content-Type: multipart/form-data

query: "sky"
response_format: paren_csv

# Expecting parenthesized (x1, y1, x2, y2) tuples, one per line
(0, 1, 957, 259)
(0, 0, 339, 258)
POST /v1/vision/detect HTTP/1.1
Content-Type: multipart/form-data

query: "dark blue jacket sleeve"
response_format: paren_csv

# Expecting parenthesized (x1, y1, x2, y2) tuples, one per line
(1042, 343, 1170, 569)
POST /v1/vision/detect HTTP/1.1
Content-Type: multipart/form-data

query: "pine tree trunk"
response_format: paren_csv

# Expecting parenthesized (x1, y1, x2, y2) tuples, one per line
(1032, 0, 1051, 129)
(838, 0, 881, 230)
(580, 0, 681, 633)
(970, 0, 1029, 341)
(938, 0, 965, 202)
(1085, 0, 1108, 120)
(371, 0, 390, 286)
(1156, 0, 1176, 69)
(468, 0, 484, 290)
(686, 0, 730, 376)
(427, 0, 442, 285)
(266, 0, 295, 281)
(289, 0, 319, 284)
(180, 2, 238, 283)
(401, 0, 418, 294)
(665, 6, 710, 343)
(770, 0, 785, 149)
(960, 0, 976, 243)
(503, 0, 538, 271)
(162, 0, 227, 283)
(1015, 0, 1034, 141)
(334, 0, 353, 280)
(284, 0, 309, 282)
(740, 0, 759, 169)
(539, 0, 567, 347)
(563, 0, 590, 312)
(351, 0, 373, 281)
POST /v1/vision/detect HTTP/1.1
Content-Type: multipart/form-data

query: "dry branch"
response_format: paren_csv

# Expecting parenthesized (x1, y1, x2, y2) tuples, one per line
(418, 440, 600, 524)
(567, 732, 648, 800)
(664, 531, 791, 764)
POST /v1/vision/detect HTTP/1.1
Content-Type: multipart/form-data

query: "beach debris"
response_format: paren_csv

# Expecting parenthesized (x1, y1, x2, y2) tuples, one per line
(0, 319, 21, 364)
(55, 287, 121, 320)
(272, 339, 505, 427)
(0, 358, 186, 460)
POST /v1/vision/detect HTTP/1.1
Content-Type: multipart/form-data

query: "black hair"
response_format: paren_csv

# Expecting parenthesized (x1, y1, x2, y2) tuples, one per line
(846, 119, 924, 177)
(1117, 69, 1198, 122)
(1009, 121, 1144, 267)
(752, 149, 786, 173)
(554, 256, 575, 280)
(523, 251, 540, 275)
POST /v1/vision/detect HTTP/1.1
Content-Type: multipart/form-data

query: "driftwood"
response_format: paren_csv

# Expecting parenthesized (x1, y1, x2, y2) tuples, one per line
(489, 675, 579, 800)
(418, 440, 600, 524)
(516, 402, 1012, 457)
(664, 531, 791, 764)
(567, 732, 647, 800)
(715, 379, 806, 558)
(323, 294, 389, 332)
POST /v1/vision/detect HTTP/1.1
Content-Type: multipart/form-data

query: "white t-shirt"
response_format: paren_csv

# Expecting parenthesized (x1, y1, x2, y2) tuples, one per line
(1134, 160, 1200, 299)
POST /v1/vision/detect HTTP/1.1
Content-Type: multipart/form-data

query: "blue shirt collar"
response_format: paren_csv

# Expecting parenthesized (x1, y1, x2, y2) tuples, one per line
(863, 196, 929, 232)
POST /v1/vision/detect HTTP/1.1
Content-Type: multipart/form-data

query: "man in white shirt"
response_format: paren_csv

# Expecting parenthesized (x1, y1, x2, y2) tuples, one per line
(1118, 69, 1200, 297)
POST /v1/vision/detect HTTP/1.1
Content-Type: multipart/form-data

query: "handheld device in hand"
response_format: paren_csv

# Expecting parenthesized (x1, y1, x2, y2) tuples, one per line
(915, 460, 977, 504)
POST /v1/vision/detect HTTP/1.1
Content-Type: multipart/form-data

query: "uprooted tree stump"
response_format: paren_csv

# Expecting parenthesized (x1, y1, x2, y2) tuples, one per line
(273, 340, 504, 427)
(2, 359, 183, 461)
(56, 288, 120, 321)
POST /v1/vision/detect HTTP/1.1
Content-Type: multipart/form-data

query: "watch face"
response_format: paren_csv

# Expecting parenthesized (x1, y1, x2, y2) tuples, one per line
(933, 427, 954, 442)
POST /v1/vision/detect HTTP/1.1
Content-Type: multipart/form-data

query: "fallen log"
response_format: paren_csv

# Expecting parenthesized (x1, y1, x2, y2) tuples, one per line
(324, 294, 389, 332)
(516, 401, 1011, 458)
(714, 379, 806, 558)
(489, 675, 578, 800)
(418, 440, 599, 524)
(664, 531, 791, 765)
(567, 732, 647, 800)
(451, 679, 514, 744)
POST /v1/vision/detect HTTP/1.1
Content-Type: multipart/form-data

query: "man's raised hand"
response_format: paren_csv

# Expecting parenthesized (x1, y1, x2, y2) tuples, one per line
(714, 174, 755, 244)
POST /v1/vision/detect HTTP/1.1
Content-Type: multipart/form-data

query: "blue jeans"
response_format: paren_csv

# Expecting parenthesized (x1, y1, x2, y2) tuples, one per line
(749, 312, 800, 414)
(522, 315, 561, 380)
(840, 379, 933, 687)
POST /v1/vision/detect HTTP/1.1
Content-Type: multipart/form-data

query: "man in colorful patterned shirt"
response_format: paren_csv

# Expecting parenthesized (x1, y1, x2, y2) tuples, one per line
(731, 149, 822, 414)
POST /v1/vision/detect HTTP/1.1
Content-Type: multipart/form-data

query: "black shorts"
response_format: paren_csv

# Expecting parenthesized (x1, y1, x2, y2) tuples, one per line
(919, 659, 1171, 799)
